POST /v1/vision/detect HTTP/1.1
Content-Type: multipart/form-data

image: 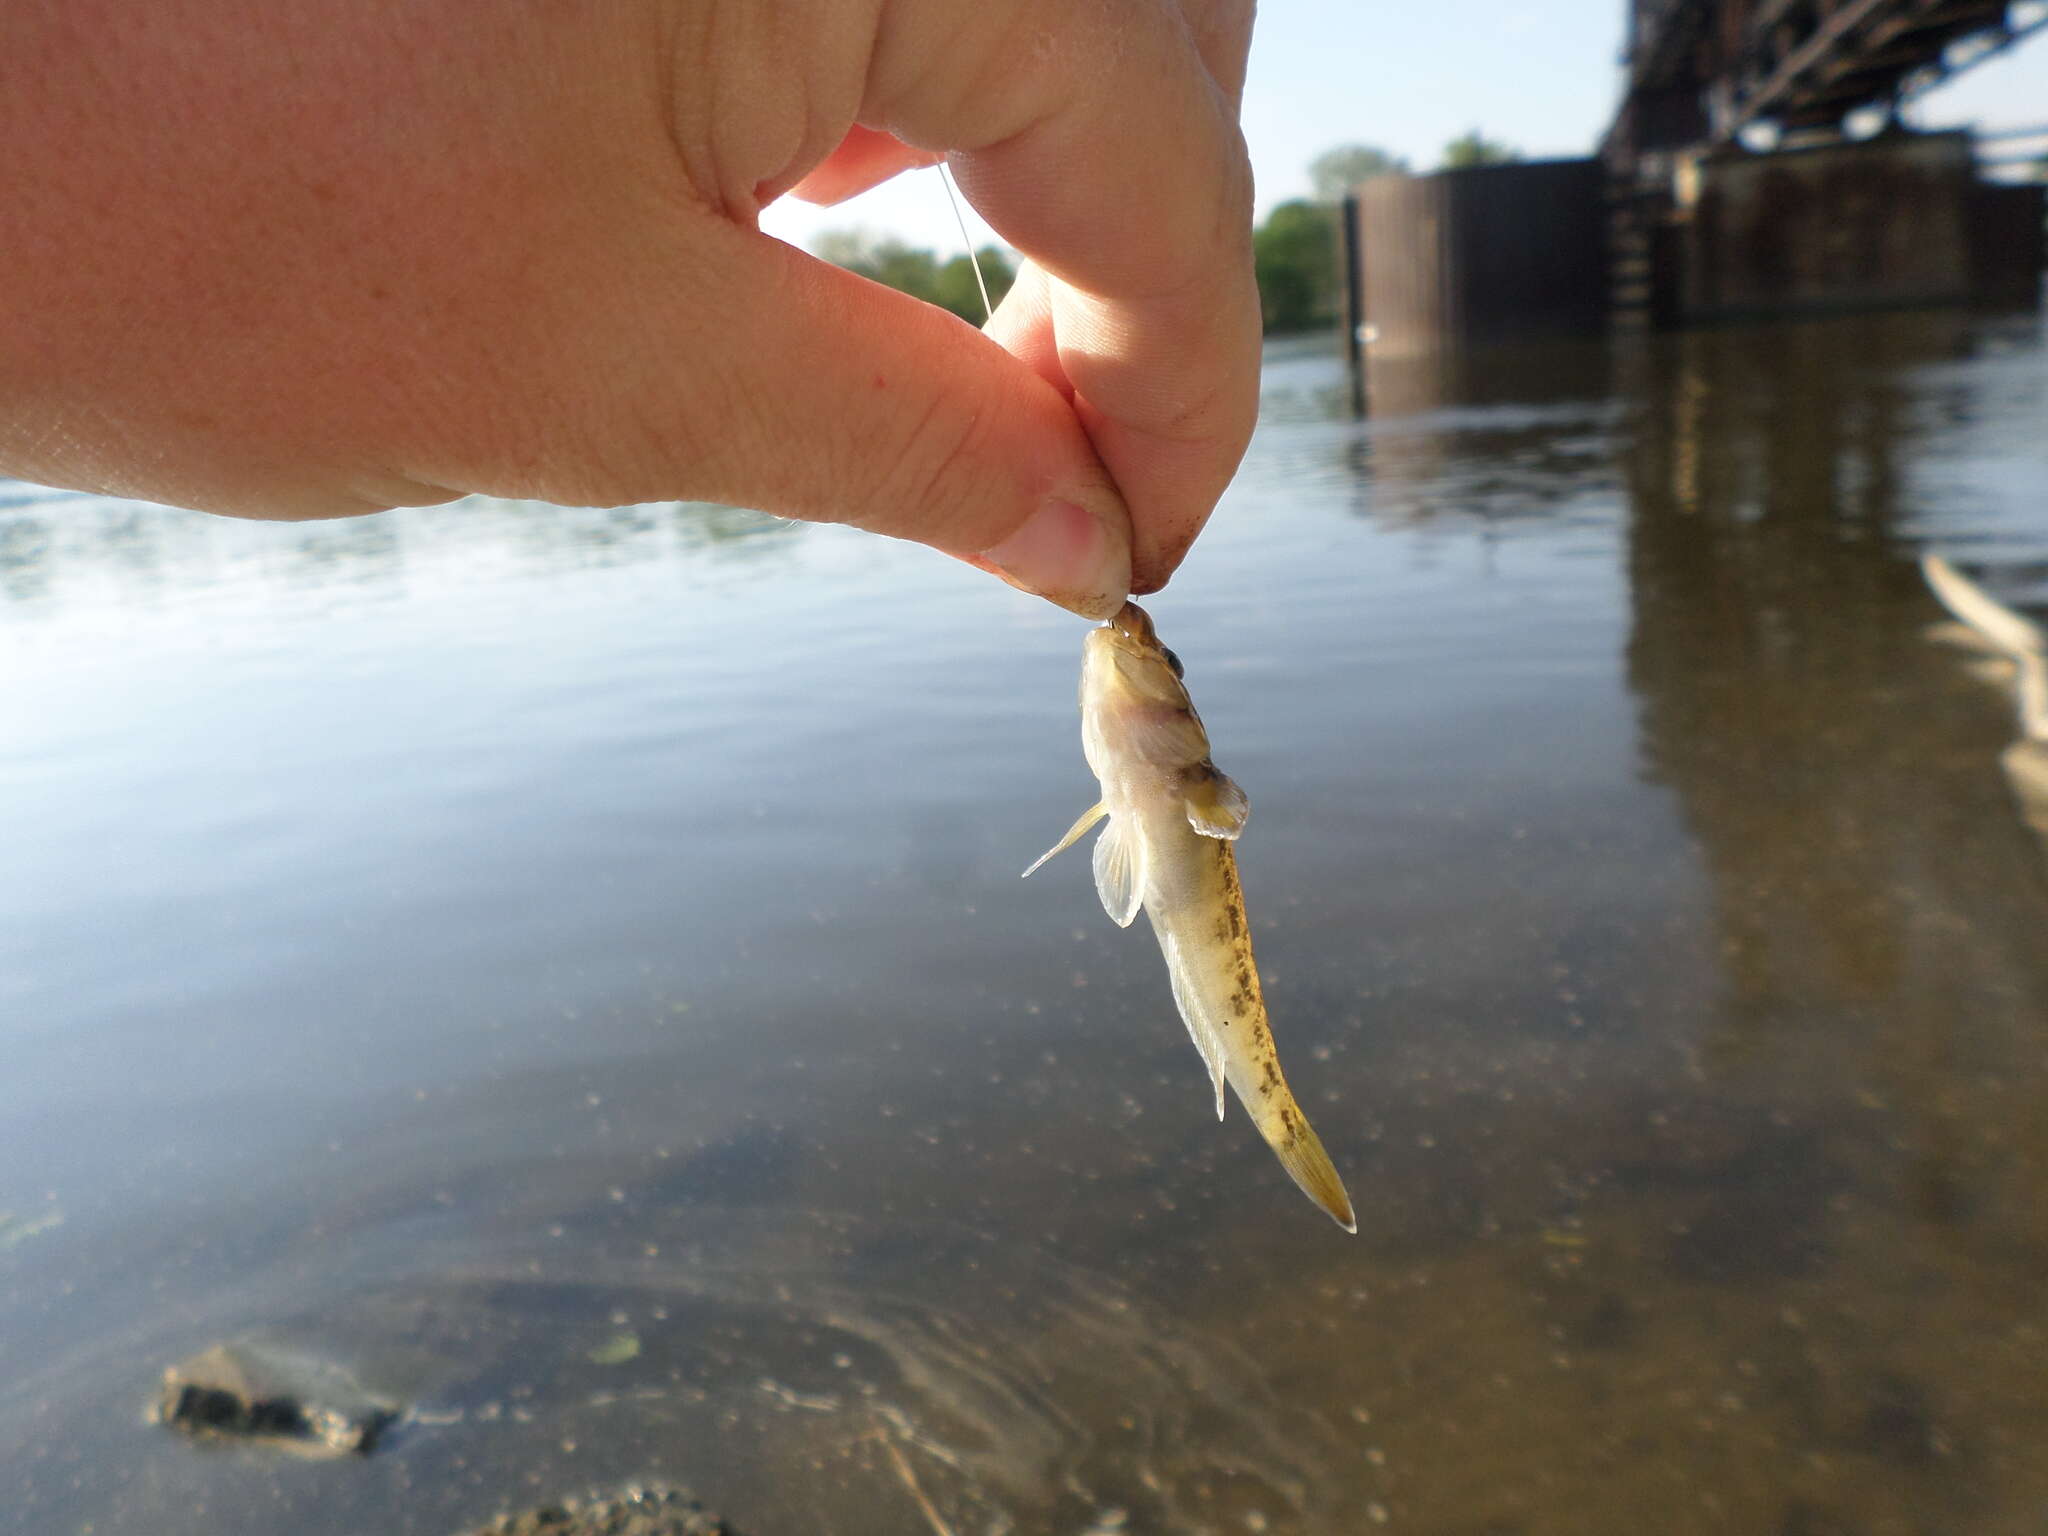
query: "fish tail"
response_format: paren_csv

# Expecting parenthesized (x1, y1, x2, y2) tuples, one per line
(1259, 1101, 1357, 1234)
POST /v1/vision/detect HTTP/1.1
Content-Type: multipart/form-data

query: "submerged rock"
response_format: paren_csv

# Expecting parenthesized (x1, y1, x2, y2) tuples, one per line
(157, 1340, 400, 1457)
(458, 1485, 741, 1536)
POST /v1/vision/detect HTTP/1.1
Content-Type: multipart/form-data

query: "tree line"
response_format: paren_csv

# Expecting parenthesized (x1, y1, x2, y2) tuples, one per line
(812, 133, 1522, 337)
(810, 229, 1016, 323)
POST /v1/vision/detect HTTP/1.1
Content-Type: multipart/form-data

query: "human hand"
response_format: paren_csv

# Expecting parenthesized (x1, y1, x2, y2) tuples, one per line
(1, 0, 1260, 618)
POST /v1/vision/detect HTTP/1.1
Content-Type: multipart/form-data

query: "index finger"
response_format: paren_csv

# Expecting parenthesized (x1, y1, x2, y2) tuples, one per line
(868, 0, 1261, 591)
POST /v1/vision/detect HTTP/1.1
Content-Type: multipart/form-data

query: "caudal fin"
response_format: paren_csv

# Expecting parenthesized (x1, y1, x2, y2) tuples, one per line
(1261, 1106, 1357, 1234)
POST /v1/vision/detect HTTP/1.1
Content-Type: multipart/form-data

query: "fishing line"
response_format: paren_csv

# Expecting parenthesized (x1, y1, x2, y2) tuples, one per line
(937, 162, 994, 323)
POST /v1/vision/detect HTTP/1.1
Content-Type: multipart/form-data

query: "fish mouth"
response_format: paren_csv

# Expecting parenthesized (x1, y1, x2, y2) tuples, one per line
(1107, 601, 1161, 648)
(1089, 599, 1190, 704)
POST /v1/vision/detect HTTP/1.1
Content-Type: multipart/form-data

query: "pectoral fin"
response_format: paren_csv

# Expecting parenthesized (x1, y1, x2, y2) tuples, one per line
(1183, 767, 1250, 840)
(1091, 816, 1146, 927)
(1022, 801, 1106, 878)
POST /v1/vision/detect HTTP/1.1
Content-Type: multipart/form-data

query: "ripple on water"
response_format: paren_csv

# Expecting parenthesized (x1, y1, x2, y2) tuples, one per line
(5, 1206, 1344, 1536)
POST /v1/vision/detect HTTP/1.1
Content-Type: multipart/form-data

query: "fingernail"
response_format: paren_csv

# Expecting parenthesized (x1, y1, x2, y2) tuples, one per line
(977, 497, 1130, 621)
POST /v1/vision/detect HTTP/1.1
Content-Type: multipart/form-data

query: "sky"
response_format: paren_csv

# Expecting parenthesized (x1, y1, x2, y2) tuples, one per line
(757, 0, 2048, 258)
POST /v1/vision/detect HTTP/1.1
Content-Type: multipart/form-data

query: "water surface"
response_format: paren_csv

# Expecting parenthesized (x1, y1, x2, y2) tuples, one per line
(5, 312, 2048, 1534)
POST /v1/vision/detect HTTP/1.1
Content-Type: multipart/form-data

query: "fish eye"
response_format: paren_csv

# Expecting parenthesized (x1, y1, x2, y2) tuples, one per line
(1161, 647, 1184, 678)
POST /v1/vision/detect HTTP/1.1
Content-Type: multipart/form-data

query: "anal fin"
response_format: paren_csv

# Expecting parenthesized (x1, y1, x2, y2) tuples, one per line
(1160, 929, 1229, 1121)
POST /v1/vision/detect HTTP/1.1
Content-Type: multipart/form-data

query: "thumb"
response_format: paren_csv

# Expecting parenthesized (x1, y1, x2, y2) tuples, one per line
(550, 223, 1132, 619)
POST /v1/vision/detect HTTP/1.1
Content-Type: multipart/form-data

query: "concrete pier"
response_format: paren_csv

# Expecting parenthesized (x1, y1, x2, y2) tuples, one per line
(1341, 129, 2042, 381)
(1339, 0, 2044, 383)
(1672, 131, 2041, 324)
(1349, 159, 1608, 360)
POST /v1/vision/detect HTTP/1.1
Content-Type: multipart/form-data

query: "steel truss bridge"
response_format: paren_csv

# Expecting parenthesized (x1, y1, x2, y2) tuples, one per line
(1610, 0, 2048, 159)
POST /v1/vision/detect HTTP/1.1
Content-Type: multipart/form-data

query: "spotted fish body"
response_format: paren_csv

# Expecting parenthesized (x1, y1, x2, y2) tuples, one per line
(1025, 602, 1356, 1232)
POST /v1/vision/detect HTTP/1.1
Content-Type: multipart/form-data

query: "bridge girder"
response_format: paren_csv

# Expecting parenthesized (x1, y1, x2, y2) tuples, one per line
(1613, 0, 2046, 156)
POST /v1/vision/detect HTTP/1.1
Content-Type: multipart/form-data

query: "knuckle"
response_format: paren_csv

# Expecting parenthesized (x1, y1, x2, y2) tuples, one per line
(863, 380, 1005, 549)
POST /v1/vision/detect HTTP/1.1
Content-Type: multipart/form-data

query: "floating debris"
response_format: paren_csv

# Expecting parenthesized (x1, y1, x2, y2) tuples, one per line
(1922, 554, 2048, 845)
(0, 1207, 64, 1251)
(586, 1331, 642, 1367)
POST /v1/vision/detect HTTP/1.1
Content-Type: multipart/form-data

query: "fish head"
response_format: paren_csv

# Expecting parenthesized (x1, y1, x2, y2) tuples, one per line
(1083, 602, 1189, 709)
(1080, 602, 1211, 777)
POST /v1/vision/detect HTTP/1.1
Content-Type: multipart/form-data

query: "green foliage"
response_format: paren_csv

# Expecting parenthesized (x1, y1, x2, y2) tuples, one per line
(820, 184, 1350, 339)
(1308, 143, 1409, 202)
(1253, 199, 1339, 334)
(1440, 130, 1522, 170)
(811, 229, 1016, 321)
(932, 251, 1011, 320)
(868, 243, 941, 298)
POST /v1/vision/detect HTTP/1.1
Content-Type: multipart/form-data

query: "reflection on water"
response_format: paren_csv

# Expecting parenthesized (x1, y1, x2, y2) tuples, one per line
(0, 493, 799, 628)
(4, 313, 2048, 1534)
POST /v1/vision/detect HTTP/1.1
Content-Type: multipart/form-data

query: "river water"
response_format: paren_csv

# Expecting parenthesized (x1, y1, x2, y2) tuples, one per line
(4, 311, 2047, 1535)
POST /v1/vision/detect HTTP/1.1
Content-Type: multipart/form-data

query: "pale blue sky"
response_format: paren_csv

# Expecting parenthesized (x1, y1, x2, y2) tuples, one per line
(758, 0, 2048, 257)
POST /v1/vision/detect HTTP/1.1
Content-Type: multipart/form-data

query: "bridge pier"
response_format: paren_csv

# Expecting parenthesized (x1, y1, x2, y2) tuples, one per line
(1337, 0, 2045, 401)
(1668, 129, 2040, 323)
(1340, 129, 2041, 398)
(1345, 159, 1611, 362)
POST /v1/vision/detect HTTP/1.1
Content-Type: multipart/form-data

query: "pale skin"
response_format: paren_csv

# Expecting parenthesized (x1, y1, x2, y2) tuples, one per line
(1, 0, 1262, 619)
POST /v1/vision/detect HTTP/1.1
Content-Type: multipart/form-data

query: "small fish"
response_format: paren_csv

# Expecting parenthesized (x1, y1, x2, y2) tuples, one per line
(1025, 602, 1356, 1232)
